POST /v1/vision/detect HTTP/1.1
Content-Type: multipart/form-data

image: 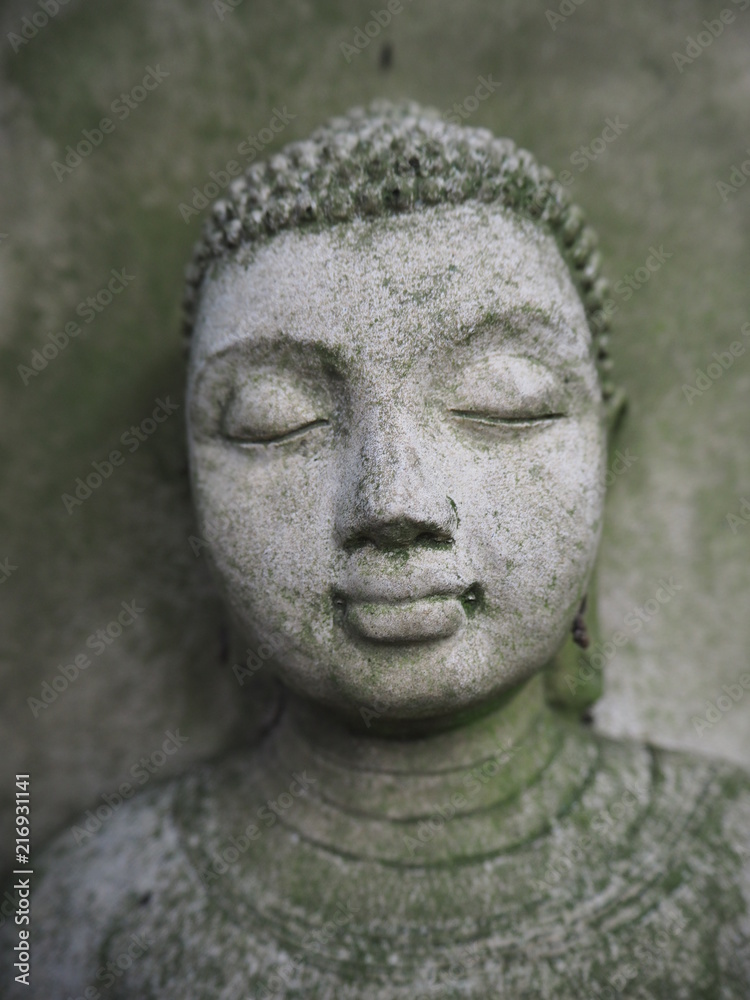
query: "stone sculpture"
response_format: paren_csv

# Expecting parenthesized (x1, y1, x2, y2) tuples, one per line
(5, 102, 750, 999)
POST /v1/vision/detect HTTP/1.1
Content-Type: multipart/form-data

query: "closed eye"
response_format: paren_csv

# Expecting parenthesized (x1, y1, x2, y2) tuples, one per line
(450, 409, 566, 428)
(224, 418, 330, 447)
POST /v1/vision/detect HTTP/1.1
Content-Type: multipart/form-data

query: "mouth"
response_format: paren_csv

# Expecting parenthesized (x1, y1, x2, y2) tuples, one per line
(333, 584, 482, 644)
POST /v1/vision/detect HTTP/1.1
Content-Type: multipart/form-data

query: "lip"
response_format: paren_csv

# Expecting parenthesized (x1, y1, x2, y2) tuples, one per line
(334, 583, 481, 644)
(339, 572, 470, 605)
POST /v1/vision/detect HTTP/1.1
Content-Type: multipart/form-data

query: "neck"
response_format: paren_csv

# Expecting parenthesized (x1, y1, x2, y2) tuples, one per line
(286, 671, 551, 771)
(256, 673, 596, 864)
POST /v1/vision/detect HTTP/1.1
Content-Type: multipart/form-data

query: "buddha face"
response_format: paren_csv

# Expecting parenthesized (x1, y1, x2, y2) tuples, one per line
(188, 202, 606, 728)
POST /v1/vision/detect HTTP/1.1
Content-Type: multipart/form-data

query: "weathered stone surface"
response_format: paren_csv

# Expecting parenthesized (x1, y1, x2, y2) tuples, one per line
(3, 0, 750, 876)
(3, 101, 749, 997)
(7, 678, 750, 997)
(187, 192, 607, 727)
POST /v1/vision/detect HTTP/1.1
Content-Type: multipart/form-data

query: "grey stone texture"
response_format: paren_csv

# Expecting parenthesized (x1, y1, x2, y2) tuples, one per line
(2, 92, 750, 996)
(1, 0, 749, 961)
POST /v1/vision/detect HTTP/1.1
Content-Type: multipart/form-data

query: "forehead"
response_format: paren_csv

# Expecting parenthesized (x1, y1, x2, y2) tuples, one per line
(191, 202, 591, 370)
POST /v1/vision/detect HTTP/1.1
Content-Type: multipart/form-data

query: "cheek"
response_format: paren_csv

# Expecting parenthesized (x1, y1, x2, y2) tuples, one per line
(191, 444, 338, 617)
(454, 418, 604, 617)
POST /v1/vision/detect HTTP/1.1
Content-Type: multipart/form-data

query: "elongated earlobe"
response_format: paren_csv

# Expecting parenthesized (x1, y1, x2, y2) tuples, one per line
(605, 384, 628, 437)
(572, 595, 590, 649)
(544, 580, 603, 715)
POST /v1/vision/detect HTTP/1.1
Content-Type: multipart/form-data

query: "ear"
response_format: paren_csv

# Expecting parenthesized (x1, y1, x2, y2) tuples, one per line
(544, 578, 603, 715)
(544, 382, 628, 716)
(605, 384, 627, 440)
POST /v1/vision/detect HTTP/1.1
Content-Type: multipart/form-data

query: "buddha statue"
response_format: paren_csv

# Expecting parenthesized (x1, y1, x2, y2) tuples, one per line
(5, 102, 749, 999)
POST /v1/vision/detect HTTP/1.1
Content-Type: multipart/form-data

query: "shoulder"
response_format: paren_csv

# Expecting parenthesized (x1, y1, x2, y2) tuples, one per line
(587, 724, 750, 809)
(651, 743, 750, 987)
(594, 733, 750, 986)
(592, 731, 750, 850)
(644, 739, 750, 835)
(0, 773, 208, 1000)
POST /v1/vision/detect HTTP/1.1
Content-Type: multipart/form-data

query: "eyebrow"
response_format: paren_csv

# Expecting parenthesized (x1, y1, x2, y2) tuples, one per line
(193, 305, 586, 383)
(450, 306, 574, 347)
(194, 335, 346, 378)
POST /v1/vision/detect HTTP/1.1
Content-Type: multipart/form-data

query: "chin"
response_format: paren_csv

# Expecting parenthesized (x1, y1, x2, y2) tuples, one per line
(283, 639, 538, 731)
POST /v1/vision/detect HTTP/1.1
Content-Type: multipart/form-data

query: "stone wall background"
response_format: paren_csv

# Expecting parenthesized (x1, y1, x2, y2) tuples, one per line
(1, 0, 749, 875)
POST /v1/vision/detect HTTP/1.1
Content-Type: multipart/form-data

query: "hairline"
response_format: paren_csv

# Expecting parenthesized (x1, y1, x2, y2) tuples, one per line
(182, 102, 616, 400)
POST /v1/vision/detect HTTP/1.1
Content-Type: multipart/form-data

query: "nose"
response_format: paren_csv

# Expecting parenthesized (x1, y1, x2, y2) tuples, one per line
(335, 407, 457, 550)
